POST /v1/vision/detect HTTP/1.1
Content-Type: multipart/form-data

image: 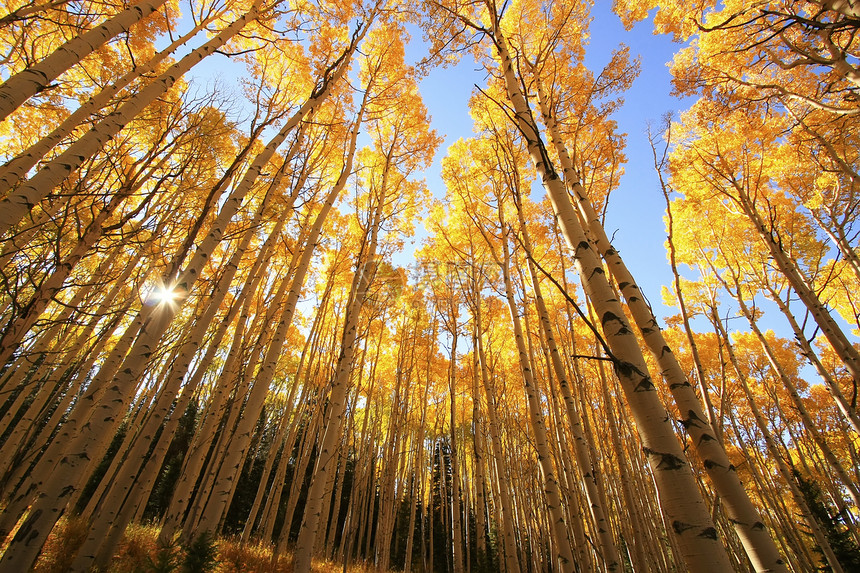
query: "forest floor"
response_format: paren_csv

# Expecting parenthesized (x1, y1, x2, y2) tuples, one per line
(26, 518, 380, 573)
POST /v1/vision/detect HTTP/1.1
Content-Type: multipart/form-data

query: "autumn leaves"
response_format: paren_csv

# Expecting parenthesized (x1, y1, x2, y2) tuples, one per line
(1, 0, 858, 572)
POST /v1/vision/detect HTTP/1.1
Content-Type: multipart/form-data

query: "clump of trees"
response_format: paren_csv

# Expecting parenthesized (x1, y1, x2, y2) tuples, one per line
(0, 0, 857, 572)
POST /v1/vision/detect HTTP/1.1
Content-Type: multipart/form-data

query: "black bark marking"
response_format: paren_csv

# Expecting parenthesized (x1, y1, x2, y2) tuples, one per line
(15, 509, 42, 544)
(614, 360, 634, 377)
(644, 448, 685, 470)
(683, 409, 707, 427)
(703, 458, 725, 470)
(633, 376, 655, 392)
(601, 311, 629, 335)
(672, 520, 694, 534)
(699, 527, 718, 540)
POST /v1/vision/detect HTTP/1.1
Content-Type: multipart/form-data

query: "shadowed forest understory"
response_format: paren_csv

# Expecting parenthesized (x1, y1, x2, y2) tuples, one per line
(0, 0, 859, 571)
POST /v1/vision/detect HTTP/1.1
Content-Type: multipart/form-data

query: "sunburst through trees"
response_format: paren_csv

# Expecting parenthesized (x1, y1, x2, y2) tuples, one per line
(0, 0, 858, 572)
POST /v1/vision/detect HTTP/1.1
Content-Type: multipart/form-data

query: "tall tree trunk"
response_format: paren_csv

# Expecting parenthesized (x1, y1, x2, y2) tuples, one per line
(732, 181, 860, 387)
(475, 298, 521, 573)
(0, 0, 170, 122)
(710, 306, 846, 573)
(0, 0, 265, 236)
(536, 75, 786, 572)
(445, 311, 466, 573)
(292, 188, 383, 573)
(494, 220, 576, 573)
(0, 10, 220, 193)
(0, 163, 169, 367)
(68, 195, 281, 570)
(191, 155, 355, 539)
(512, 187, 621, 572)
(764, 280, 860, 434)
(0, 33, 358, 566)
(721, 268, 860, 508)
(405, 327, 433, 572)
(483, 10, 732, 569)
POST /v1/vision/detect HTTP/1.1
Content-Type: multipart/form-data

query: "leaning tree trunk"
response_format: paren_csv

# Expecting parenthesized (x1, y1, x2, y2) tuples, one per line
(710, 306, 846, 573)
(493, 215, 577, 573)
(292, 204, 382, 573)
(0, 0, 265, 236)
(535, 75, 787, 573)
(0, 0, 170, 122)
(0, 31, 358, 567)
(732, 178, 860, 388)
(67, 195, 283, 571)
(486, 10, 733, 570)
(0, 162, 169, 367)
(721, 267, 860, 509)
(512, 187, 621, 572)
(0, 11, 219, 194)
(190, 136, 360, 540)
(763, 280, 860, 434)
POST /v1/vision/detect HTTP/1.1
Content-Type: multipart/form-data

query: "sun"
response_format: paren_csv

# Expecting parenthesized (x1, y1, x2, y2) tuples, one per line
(149, 282, 182, 306)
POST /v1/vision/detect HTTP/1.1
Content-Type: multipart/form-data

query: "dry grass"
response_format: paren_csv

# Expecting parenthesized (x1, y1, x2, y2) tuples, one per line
(27, 521, 386, 572)
(31, 515, 89, 573)
(107, 523, 177, 572)
(216, 537, 291, 572)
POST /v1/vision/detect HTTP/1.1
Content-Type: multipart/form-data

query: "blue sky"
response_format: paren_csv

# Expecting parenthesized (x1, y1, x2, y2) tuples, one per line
(407, 5, 692, 321)
(185, 5, 696, 322)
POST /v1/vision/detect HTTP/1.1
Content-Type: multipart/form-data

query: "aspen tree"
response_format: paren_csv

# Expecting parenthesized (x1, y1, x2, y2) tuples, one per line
(510, 169, 621, 573)
(67, 192, 286, 570)
(0, 146, 189, 367)
(421, 0, 733, 566)
(0, 264, 145, 490)
(427, 258, 467, 573)
(716, 257, 860, 509)
(375, 307, 418, 569)
(292, 241, 379, 570)
(710, 307, 846, 573)
(0, 0, 267, 236)
(465, 271, 490, 568)
(122, 130, 316, 530)
(0, 26, 360, 571)
(497, 226, 577, 573)
(729, 171, 860, 391)
(241, 289, 321, 542)
(727, 409, 816, 573)
(535, 80, 787, 572)
(258, 265, 341, 543)
(157, 225, 279, 540)
(0, 0, 171, 122)
(764, 280, 860, 434)
(404, 317, 434, 572)
(190, 112, 365, 539)
(290, 83, 413, 566)
(655, 138, 724, 440)
(155, 31, 364, 541)
(0, 10, 222, 194)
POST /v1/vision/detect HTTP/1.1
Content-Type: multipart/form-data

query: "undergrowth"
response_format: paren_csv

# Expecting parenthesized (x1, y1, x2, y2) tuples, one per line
(25, 521, 384, 572)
